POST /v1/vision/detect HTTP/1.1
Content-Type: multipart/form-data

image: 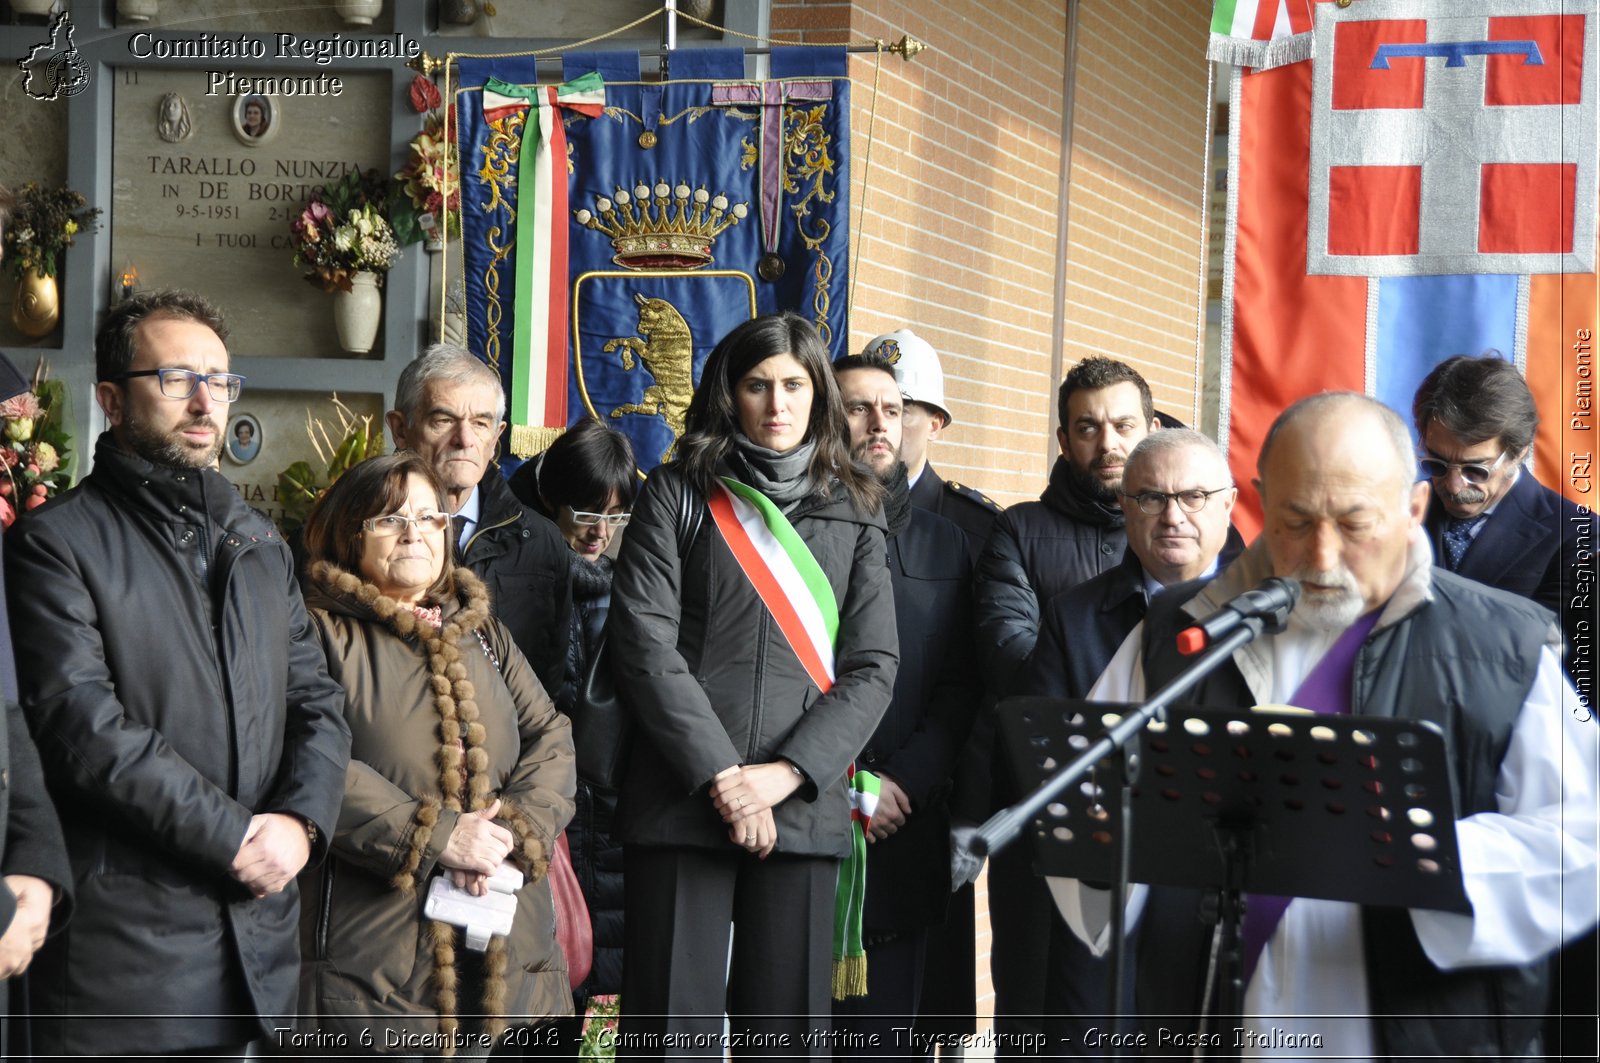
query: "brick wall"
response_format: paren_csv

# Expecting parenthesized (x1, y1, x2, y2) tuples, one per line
(772, 0, 1212, 506)
(1062, 1, 1213, 435)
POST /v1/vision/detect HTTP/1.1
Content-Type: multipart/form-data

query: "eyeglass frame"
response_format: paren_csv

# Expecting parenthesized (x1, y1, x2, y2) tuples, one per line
(361, 511, 452, 536)
(1417, 448, 1511, 485)
(568, 509, 631, 529)
(100, 368, 247, 403)
(1120, 486, 1233, 516)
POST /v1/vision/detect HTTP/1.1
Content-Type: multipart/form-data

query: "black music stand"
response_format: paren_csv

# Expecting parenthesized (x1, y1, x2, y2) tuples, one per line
(995, 698, 1468, 1058)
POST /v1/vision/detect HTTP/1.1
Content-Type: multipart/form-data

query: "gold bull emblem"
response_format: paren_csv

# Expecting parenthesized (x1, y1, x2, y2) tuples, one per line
(605, 293, 695, 464)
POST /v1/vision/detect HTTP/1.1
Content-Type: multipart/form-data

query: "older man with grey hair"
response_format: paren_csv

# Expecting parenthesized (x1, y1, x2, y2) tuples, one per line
(387, 344, 571, 695)
(1059, 392, 1597, 1059)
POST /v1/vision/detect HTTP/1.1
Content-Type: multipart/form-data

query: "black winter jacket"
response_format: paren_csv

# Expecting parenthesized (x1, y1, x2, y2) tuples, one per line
(557, 554, 624, 1000)
(974, 455, 1126, 690)
(610, 464, 899, 857)
(858, 506, 977, 931)
(462, 471, 573, 700)
(6, 435, 352, 1054)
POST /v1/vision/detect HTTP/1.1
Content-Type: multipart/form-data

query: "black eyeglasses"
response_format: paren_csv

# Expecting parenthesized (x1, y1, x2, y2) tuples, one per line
(102, 368, 245, 403)
(1121, 487, 1232, 515)
(1418, 450, 1509, 485)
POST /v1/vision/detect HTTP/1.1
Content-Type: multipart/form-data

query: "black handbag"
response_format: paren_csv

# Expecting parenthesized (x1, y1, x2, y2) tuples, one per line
(573, 474, 702, 789)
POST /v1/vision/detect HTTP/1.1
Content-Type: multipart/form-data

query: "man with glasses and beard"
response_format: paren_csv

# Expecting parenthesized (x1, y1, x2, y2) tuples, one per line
(5, 291, 351, 1058)
(1060, 393, 1596, 1060)
(830, 353, 979, 1049)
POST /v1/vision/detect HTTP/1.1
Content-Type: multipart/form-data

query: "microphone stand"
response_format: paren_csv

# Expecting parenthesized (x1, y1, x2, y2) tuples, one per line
(955, 604, 1291, 1043)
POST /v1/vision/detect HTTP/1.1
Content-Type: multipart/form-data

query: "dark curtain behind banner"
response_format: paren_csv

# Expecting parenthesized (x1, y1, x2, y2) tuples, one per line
(456, 47, 851, 469)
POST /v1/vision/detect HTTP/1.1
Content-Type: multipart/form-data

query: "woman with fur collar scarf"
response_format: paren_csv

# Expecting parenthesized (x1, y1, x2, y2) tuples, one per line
(296, 453, 576, 1056)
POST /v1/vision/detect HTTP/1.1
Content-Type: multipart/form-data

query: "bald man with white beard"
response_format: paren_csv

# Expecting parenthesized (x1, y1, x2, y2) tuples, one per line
(1060, 393, 1597, 1060)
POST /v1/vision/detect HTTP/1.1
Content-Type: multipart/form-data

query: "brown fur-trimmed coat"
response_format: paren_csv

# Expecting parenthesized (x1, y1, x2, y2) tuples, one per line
(297, 562, 576, 1050)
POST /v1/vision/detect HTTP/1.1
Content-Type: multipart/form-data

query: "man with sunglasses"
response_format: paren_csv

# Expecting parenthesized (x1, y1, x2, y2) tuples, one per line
(1414, 354, 1598, 1060)
(5, 290, 352, 1058)
(1412, 354, 1593, 710)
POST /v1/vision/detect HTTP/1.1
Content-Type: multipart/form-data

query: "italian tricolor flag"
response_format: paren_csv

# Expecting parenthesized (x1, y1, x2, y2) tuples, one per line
(1208, 0, 1316, 69)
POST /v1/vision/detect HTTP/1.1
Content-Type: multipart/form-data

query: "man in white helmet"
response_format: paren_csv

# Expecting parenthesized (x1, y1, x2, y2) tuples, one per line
(860, 328, 1000, 1053)
(862, 329, 1002, 564)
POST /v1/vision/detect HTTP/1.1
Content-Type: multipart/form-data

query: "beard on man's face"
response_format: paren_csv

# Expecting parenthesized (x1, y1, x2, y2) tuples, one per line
(1067, 454, 1122, 503)
(852, 435, 900, 480)
(122, 409, 223, 469)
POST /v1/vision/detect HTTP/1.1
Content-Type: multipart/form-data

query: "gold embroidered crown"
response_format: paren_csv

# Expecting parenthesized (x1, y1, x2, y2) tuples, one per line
(574, 182, 748, 270)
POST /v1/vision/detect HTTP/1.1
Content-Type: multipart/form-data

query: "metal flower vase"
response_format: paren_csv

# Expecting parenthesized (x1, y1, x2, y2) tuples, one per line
(333, 271, 381, 354)
(11, 271, 60, 339)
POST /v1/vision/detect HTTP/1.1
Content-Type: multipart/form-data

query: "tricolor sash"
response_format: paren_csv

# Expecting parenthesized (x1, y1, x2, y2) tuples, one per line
(707, 477, 838, 691)
(705, 475, 875, 998)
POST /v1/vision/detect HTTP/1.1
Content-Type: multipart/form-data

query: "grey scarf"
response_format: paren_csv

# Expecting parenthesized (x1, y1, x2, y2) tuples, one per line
(726, 434, 818, 512)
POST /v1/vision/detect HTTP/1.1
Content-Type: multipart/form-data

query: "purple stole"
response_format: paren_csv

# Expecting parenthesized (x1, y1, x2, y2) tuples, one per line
(1239, 608, 1384, 986)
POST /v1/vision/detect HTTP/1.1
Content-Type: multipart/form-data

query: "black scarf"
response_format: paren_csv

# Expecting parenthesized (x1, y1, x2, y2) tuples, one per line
(1041, 454, 1125, 528)
(880, 461, 912, 539)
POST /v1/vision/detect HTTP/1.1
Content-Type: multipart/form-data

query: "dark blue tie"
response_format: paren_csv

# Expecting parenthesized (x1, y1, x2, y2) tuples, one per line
(1443, 514, 1486, 570)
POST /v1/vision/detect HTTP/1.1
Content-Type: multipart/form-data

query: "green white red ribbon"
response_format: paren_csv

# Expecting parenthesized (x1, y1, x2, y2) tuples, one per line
(708, 477, 839, 691)
(482, 71, 606, 431)
(833, 764, 880, 999)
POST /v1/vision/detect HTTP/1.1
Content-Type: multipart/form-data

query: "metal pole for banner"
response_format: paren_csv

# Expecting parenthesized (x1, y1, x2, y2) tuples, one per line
(407, 36, 924, 77)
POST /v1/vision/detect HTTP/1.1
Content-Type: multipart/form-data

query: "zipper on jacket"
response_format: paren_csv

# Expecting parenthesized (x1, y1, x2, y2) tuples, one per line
(461, 511, 520, 558)
(315, 858, 336, 959)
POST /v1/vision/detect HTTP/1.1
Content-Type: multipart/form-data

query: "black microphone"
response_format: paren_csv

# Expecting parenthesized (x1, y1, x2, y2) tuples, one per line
(1176, 577, 1300, 655)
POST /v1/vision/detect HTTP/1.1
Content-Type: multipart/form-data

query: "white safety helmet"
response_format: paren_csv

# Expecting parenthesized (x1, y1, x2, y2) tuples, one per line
(862, 328, 952, 426)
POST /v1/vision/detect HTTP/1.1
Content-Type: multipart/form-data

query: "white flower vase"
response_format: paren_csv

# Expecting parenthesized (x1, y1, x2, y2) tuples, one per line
(334, 271, 382, 354)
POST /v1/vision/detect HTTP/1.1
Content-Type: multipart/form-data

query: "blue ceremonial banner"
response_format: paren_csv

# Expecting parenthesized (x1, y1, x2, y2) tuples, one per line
(456, 46, 851, 467)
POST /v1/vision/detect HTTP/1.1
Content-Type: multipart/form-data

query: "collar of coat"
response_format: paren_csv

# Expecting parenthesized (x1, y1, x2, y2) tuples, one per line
(89, 430, 279, 539)
(304, 559, 493, 642)
(1172, 534, 1437, 707)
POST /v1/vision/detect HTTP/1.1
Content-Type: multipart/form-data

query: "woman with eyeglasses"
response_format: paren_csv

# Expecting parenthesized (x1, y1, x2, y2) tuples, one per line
(296, 453, 576, 1055)
(608, 312, 898, 1054)
(508, 417, 637, 1055)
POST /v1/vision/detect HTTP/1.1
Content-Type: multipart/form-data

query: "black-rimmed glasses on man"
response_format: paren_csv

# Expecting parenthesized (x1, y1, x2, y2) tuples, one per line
(101, 368, 246, 403)
(1121, 487, 1232, 515)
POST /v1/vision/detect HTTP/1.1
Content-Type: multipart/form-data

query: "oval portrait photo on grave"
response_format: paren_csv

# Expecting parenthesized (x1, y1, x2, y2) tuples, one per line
(226, 412, 263, 465)
(232, 94, 278, 146)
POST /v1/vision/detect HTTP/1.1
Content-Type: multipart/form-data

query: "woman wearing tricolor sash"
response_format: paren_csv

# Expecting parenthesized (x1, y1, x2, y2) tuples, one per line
(610, 313, 899, 1055)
